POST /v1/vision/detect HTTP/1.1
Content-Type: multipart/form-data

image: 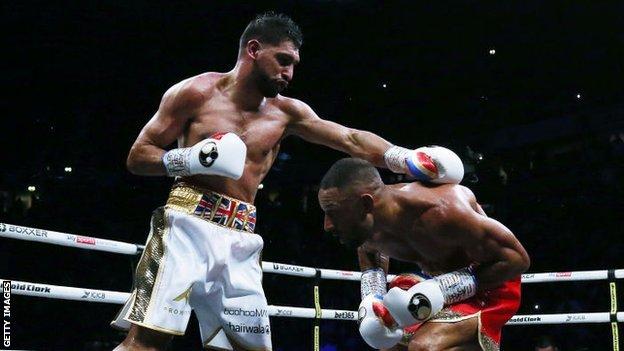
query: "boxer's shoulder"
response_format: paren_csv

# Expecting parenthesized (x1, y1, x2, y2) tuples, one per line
(181, 72, 225, 96)
(162, 73, 223, 108)
(270, 95, 309, 118)
(456, 185, 477, 201)
(397, 183, 473, 227)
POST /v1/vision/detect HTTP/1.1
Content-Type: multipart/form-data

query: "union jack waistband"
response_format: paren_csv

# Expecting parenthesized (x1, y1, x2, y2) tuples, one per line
(165, 183, 257, 233)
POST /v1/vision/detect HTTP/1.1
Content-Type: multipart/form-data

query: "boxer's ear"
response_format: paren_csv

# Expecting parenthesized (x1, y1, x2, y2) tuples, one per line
(360, 193, 374, 214)
(246, 40, 262, 59)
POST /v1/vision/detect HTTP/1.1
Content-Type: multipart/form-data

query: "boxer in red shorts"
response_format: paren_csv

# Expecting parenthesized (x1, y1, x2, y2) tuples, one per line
(318, 158, 530, 350)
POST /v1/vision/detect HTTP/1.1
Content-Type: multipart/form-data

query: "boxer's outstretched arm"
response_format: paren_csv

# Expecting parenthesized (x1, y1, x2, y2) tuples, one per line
(285, 99, 464, 183)
(126, 82, 204, 175)
(285, 99, 392, 167)
(465, 215, 531, 290)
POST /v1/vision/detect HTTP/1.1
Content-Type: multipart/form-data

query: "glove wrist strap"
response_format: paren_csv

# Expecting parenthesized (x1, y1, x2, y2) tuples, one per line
(384, 146, 410, 174)
(361, 268, 387, 300)
(163, 148, 192, 177)
(433, 267, 477, 305)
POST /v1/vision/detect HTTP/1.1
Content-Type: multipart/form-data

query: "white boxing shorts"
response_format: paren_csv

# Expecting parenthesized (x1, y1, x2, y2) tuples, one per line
(111, 183, 271, 350)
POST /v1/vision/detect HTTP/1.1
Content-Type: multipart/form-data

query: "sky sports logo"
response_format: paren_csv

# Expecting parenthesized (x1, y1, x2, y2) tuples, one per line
(3, 280, 11, 348)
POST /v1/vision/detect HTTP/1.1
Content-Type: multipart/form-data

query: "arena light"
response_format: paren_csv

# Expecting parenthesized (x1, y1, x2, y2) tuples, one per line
(381, 83, 387, 88)
(27, 186, 36, 192)
(489, 48, 496, 55)
(64, 166, 72, 173)
(258, 183, 264, 190)
(576, 93, 582, 99)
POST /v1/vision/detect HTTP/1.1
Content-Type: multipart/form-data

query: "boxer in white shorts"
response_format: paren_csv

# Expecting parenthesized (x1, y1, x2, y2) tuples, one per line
(112, 12, 464, 351)
(113, 183, 269, 350)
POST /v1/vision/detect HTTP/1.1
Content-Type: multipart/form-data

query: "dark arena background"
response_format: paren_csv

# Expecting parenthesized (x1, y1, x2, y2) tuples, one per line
(2, 1, 624, 350)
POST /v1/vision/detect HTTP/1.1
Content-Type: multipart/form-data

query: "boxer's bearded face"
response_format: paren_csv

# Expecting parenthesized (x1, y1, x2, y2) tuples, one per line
(251, 40, 299, 98)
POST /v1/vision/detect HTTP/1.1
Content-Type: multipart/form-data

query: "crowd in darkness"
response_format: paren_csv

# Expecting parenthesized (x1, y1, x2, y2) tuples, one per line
(3, 1, 624, 350)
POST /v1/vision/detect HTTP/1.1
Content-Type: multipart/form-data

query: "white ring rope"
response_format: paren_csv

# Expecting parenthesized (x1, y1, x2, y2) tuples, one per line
(2, 222, 623, 328)
(1, 279, 622, 325)
(2, 222, 623, 283)
(0, 222, 140, 255)
(0, 280, 357, 321)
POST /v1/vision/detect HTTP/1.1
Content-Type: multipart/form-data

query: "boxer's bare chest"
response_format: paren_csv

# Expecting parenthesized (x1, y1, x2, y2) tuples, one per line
(184, 94, 289, 159)
(179, 89, 291, 201)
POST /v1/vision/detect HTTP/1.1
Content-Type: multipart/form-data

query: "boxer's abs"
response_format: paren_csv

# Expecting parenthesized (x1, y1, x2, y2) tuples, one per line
(179, 121, 284, 202)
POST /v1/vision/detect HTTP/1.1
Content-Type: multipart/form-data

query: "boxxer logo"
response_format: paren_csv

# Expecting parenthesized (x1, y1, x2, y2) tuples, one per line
(5, 225, 47, 237)
(272, 263, 304, 273)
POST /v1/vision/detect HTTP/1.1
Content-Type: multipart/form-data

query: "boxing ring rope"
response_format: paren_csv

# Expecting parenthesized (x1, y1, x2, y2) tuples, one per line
(2, 222, 622, 347)
(2, 278, 623, 325)
(3, 222, 623, 282)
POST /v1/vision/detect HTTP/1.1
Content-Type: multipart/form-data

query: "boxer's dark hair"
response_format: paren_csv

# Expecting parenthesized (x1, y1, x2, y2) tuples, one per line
(239, 12, 303, 52)
(320, 158, 382, 192)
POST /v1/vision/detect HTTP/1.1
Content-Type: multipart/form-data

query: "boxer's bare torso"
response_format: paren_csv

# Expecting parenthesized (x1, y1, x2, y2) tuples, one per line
(177, 72, 296, 202)
(367, 182, 523, 284)
(349, 182, 528, 350)
(127, 70, 391, 204)
(127, 38, 393, 207)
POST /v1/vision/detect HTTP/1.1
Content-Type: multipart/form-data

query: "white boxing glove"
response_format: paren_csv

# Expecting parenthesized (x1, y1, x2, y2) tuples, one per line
(384, 145, 464, 184)
(383, 268, 477, 328)
(358, 295, 403, 349)
(163, 132, 246, 179)
(383, 280, 445, 328)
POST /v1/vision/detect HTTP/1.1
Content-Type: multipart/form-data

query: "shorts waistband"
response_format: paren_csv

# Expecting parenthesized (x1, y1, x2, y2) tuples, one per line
(165, 183, 257, 233)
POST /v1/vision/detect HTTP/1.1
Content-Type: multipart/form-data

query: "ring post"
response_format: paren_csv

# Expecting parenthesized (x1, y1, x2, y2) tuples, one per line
(609, 269, 620, 351)
(313, 269, 321, 351)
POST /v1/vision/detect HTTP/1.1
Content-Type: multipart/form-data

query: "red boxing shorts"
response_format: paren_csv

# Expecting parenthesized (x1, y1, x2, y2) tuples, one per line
(401, 276, 521, 351)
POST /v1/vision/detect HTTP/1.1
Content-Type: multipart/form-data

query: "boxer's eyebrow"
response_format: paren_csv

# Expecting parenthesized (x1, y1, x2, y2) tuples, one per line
(318, 197, 337, 211)
(276, 52, 299, 65)
(318, 188, 344, 211)
(319, 201, 334, 211)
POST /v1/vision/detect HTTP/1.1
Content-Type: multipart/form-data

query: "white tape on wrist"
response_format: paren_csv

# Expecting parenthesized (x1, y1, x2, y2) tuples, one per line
(433, 267, 477, 305)
(163, 148, 192, 177)
(383, 146, 410, 174)
(361, 268, 387, 300)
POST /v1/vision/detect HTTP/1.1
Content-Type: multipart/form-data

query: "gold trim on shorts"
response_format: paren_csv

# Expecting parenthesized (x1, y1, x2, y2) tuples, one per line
(399, 310, 498, 351)
(430, 310, 499, 351)
(127, 207, 169, 325)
